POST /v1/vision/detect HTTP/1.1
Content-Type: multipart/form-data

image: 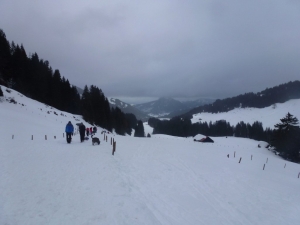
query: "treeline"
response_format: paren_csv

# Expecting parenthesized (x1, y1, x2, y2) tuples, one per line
(184, 80, 300, 117)
(81, 85, 144, 136)
(0, 29, 143, 136)
(148, 117, 273, 142)
(0, 29, 81, 114)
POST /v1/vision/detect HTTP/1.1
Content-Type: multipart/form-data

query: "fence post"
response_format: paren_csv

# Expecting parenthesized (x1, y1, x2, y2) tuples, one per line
(239, 157, 242, 163)
(234, 151, 236, 158)
(12, 135, 14, 139)
(266, 158, 268, 163)
(112, 142, 116, 155)
(251, 155, 253, 160)
(54, 136, 56, 139)
(263, 164, 265, 170)
(284, 163, 286, 168)
(45, 135, 47, 140)
(63, 133, 64, 138)
(31, 135, 33, 140)
(298, 173, 300, 178)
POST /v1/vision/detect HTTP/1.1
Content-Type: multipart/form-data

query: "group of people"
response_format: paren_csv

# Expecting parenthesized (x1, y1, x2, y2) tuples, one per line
(65, 121, 97, 143)
(86, 126, 97, 136)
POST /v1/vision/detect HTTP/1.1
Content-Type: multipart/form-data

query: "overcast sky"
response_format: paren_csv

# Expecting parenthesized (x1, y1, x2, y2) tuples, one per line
(1, 0, 300, 104)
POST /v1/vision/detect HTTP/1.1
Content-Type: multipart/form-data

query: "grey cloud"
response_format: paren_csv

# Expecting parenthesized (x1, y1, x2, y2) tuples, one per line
(1, 0, 300, 103)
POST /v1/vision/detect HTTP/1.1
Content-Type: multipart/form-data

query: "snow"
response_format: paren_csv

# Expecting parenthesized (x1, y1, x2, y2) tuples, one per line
(109, 98, 116, 105)
(191, 99, 300, 129)
(109, 98, 129, 108)
(1, 85, 300, 225)
(148, 113, 170, 118)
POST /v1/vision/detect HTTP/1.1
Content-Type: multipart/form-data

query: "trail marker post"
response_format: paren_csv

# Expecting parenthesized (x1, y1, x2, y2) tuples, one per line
(112, 141, 116, 155)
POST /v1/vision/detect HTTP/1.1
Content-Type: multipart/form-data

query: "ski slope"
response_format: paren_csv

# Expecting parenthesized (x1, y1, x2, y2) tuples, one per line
(1, 85, 300, 225)
(191, 99, 300, 129)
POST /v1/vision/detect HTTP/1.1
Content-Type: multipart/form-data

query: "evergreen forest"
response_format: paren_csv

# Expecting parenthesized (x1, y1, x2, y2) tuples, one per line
(0, 29, 141, 136)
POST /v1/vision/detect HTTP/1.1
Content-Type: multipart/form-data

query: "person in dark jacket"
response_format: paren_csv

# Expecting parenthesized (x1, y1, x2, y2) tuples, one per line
(92, 126, 97, 134)
(79, 123, 86, 142)
(65, 121, 74, 143)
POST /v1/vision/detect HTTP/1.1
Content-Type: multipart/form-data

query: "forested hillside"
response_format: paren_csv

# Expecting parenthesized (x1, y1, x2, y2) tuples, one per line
(0, 29, 141, 136)
(183, 81, 300, 117)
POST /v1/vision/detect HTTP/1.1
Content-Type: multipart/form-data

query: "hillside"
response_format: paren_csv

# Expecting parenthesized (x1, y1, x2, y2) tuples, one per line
(109, 98, 150, 122)
(191, 99, 300, 129)
(134, 97, 184, 117)
(1, 85, 300, 225)
(182, 80, 300, 118)
(134, 97, 214, 118)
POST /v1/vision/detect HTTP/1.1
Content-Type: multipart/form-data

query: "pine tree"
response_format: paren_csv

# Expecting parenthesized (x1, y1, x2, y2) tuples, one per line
(274, 112, 299, 131)
(235, 121, 248, 137)
(0, 29, 11, 80)
(272, 112, 300, 161)
(0, 86, 3, 97)
(134, 120, 145, 137)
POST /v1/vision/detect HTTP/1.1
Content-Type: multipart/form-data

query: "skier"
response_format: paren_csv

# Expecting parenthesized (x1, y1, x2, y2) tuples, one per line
(65, 121, 74, 143)
(79, 123, 86, 142)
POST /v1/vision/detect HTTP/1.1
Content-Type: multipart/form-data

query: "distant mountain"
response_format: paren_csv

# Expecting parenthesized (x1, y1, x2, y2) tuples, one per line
(108, 98, 150, 122)
(134, 97, 182, 117)
(182, 98, 215, 109)
(134, 97, 214, 118)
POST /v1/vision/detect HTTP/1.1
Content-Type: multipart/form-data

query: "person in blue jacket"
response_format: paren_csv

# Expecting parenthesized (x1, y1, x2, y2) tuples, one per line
(65, 121, 74, 143)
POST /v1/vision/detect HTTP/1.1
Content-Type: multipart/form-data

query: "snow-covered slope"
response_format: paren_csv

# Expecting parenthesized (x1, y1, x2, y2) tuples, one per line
(191, 99, 300, 129)
(1, 85, 300, 225)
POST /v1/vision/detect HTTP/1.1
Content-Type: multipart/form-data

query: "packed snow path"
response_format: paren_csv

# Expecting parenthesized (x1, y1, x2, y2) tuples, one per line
(1, 133, 300, 225)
